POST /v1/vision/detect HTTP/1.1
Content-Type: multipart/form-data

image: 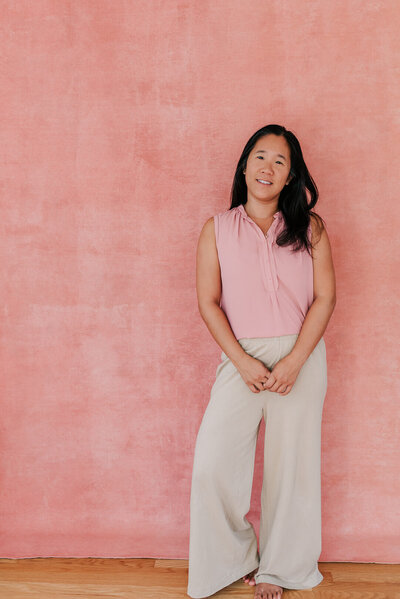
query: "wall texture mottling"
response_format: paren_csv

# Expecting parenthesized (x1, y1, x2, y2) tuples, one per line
(1, 1, 399, 561)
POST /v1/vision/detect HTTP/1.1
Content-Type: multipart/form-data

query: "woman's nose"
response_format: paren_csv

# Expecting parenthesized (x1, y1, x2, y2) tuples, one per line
(262, 164, 274, 173)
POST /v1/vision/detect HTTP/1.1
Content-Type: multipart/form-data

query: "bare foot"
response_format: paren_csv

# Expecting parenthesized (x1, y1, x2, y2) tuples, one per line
(254, 581, 283, 598)
(242, 568, 258, 585)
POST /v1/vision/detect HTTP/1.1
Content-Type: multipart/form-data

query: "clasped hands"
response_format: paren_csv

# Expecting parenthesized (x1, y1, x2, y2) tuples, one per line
(236, 352, 302, 396)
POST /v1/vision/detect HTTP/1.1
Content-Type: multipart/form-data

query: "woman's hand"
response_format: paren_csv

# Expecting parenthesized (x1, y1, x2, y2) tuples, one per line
(236, 354, 272, 394)
(262, 353, 303, 396)
(236, 353, 302, 395)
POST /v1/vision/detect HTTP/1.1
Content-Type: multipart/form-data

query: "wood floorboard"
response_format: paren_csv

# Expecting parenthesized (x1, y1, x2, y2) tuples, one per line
(0, 559, 398, 599)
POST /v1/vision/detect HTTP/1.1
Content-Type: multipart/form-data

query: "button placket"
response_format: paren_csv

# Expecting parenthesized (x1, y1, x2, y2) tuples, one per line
(254, 223, 277, 295)
(237, 205, 280, 296)
(268, 239, 279, 292)
(263, 218, 280, 293)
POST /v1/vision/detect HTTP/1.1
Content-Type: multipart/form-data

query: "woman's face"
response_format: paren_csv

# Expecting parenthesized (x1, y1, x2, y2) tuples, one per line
(244, 134, 293, 203)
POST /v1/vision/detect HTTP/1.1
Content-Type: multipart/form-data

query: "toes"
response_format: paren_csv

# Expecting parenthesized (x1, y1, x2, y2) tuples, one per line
(243, 569, 258, 585)
(253, 584, 283, 599)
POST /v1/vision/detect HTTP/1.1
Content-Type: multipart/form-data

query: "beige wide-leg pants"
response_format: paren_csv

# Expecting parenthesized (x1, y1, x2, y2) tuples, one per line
(187, 334, 327, 598)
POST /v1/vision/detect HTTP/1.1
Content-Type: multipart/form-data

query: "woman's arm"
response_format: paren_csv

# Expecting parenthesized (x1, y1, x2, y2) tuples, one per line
(287, 214, 337, 367)
(196, 217, 248, 368)
(197, 217, 278, 393)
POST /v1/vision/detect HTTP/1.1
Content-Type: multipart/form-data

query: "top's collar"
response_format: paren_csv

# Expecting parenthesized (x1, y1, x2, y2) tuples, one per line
(237, 203, 281, 222)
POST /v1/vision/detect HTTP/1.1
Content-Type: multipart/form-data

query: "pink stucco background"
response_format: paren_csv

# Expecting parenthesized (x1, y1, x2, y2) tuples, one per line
(1, 1, 399, 562)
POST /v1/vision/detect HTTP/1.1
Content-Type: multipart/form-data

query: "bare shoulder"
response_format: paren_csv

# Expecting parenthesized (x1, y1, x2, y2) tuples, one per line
(201, 215, 215, 235)
(310, 212, 328, 247)
(197, 215, 216, 248)
(196, 215, 221, 308)
(196, 215, 218, 260)
(309, 211, 335, 277)
(309, 212, 336, 302)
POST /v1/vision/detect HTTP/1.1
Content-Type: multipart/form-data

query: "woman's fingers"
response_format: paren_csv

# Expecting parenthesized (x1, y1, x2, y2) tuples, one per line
(249, 383, 260, 393)
(259, 374, 292, 395)
(279, 384, 293, 395)
(262, 373, 278, 391)
(244, 361, 293, 395)
(249, 379, 292, 394)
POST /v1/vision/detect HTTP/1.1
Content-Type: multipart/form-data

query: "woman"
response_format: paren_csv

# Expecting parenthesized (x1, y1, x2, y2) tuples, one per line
(187, 124, 336, 599)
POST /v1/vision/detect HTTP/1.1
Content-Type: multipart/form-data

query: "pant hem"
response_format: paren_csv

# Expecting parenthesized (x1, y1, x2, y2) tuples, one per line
(254, 570, 323, 590)
(187, 558, 260, 598)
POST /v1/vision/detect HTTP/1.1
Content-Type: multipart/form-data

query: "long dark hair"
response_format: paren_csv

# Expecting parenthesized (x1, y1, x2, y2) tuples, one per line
(230, 124, 326, 256)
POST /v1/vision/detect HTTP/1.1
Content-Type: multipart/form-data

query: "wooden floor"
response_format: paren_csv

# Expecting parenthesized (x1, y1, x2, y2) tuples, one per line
(0, 558, 398, 598)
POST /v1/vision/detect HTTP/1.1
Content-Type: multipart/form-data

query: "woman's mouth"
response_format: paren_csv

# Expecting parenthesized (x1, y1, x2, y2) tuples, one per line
(256, 179, 272, 185)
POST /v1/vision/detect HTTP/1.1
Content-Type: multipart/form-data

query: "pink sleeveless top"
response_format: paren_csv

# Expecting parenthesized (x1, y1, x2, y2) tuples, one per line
(214, 204, 314, 340)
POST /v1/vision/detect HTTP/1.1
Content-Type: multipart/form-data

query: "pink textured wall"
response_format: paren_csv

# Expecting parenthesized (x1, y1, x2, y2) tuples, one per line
(1, 1, 399, 562)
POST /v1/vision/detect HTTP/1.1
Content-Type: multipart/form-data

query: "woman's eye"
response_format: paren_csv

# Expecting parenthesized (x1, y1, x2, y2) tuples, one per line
(256, 156, 283, 165)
